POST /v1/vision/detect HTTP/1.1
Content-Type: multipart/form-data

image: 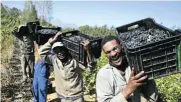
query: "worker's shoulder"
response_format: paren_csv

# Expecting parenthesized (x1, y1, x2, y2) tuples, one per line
(97, 64, 113, 77)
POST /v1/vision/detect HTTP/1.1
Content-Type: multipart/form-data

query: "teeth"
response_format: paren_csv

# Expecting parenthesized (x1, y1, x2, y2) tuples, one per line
(111, 54, 119, 60)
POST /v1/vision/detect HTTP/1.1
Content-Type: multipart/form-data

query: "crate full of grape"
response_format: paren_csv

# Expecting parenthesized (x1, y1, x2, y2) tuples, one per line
(61, 30, 102, 66)
(35, 25, 62, 45)
(116, 18, 181, 80)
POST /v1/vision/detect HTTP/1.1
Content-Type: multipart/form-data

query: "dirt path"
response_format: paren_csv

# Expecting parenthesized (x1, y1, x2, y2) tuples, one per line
(1, 38, 32, 102)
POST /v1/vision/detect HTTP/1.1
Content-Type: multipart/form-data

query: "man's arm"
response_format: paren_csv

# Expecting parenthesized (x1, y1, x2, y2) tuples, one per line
(79, 40, 97, 70)
(96, 69, 128, 102)
(39, 42, 53, 55)
(39, 32, 62, 55)
(39, 32, 62, 63)
(96, 69, 148, 102)
(11, 26, 21, 38)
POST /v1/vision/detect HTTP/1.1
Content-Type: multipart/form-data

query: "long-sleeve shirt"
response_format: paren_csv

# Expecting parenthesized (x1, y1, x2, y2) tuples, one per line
(13, 33, 34, 54)
(39, 42, 95, 97)
(96, 64, 158, 102)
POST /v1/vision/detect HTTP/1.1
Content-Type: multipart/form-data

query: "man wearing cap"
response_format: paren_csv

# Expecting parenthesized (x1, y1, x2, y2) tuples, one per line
(39, 32, 95, 102)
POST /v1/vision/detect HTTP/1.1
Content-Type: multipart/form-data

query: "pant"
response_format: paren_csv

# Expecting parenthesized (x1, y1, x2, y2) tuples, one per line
(21, 54, 35, 78)
(32, 60, 49, 102)
(61, 97, 84, 102)
(57, 93, 84, 102)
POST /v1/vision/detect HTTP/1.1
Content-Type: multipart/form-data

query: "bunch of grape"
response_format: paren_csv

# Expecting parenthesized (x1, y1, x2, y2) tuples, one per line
(37, 29, 59, 35)
(119, 28, 171, 49)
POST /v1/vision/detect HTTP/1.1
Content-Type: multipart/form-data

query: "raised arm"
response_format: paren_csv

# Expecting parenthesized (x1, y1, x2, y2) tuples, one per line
(38, 32, 62, 64)
(11, 26, 21, 38)
(79, 40, 97, 70)
(39, 32, 62, 55)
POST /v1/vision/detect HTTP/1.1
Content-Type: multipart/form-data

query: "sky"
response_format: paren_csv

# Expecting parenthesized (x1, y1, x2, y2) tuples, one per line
(2, 1, 181, 29)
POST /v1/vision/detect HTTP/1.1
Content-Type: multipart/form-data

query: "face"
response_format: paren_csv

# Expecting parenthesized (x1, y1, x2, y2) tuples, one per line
(53, 47, 67, 60)
(103, 39, 124, 67)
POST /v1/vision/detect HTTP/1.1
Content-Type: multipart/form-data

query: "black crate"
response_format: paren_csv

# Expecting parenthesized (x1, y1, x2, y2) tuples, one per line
(116, 18, 181, 80)
(18, 21, 40, 36)
(175, 29, 181, 34)
(35, 25, 61, 45)
(61, 30, 102, 66)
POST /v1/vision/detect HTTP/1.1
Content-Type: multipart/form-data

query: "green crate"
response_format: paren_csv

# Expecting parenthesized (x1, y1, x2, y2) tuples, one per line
(177, 43, 181, 71)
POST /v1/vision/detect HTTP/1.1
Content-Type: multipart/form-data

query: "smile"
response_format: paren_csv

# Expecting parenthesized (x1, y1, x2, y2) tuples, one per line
(112, 57, 121, 63)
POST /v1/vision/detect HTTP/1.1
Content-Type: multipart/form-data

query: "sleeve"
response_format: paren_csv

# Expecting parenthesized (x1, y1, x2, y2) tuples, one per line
(96, 70, 128, 102)
(39, 42, 52, 55)
(12, 32, 22, 40)
(87, 56, 97, 69)
(141, 80, 159, 102)
(85, 44, 97, 69)
(78, 62, 96, 71)
(39, 42, 53, 64)
(32, 34, 36, 41)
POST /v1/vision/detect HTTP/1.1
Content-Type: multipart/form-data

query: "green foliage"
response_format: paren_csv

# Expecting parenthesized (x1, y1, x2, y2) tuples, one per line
(80, 24, 116, 94)
(79, 25, 116, 37)
(156, 73, 181, 101)
(8, 7, 21, 17)
(82, 52, 108, 94)
(62, 27, 74, 32)
(1, 2, 53, 64)
(1, 4, 19, 63)
(39, 18, 55, 27)
(21, 1, 38, 23)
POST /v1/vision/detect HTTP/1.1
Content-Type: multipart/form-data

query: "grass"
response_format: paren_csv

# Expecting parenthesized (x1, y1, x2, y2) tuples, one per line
(0, 34, 15, 68)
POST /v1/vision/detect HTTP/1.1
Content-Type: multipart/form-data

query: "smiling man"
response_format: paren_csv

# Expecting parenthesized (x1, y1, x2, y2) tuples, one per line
(96, 35, 159, 102)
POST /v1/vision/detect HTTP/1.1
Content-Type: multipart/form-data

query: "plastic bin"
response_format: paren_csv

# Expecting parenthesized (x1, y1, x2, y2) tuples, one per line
(35, 25, 61, 45)
(18, 21, 40, 35)
(61, 30, 102, 66)
(116, 18, 181, 80)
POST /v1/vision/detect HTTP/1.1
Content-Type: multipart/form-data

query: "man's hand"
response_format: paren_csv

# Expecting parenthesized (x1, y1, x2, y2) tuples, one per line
(81, 40, 90, 51)
(11, 26, 18, 35)
(49, 31, 62, 44)
(122, 69, 148, 99)
(81, 40, 93, 64)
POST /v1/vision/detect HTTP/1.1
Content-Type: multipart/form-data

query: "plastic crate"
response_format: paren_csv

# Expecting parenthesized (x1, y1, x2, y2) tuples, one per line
(18, 21, 40, 35)
(116, 18, 181, 80)
(175, 29, 181, 34)
(35, 25, 61, 45)
(61, 30, 102, 66)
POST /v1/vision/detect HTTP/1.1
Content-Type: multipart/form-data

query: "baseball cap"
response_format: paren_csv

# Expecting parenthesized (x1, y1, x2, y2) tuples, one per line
(52, 42, 64, 50)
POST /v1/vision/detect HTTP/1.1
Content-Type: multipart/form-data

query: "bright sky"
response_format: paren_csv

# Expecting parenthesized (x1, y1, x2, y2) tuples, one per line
(2, 1, 181, 29)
